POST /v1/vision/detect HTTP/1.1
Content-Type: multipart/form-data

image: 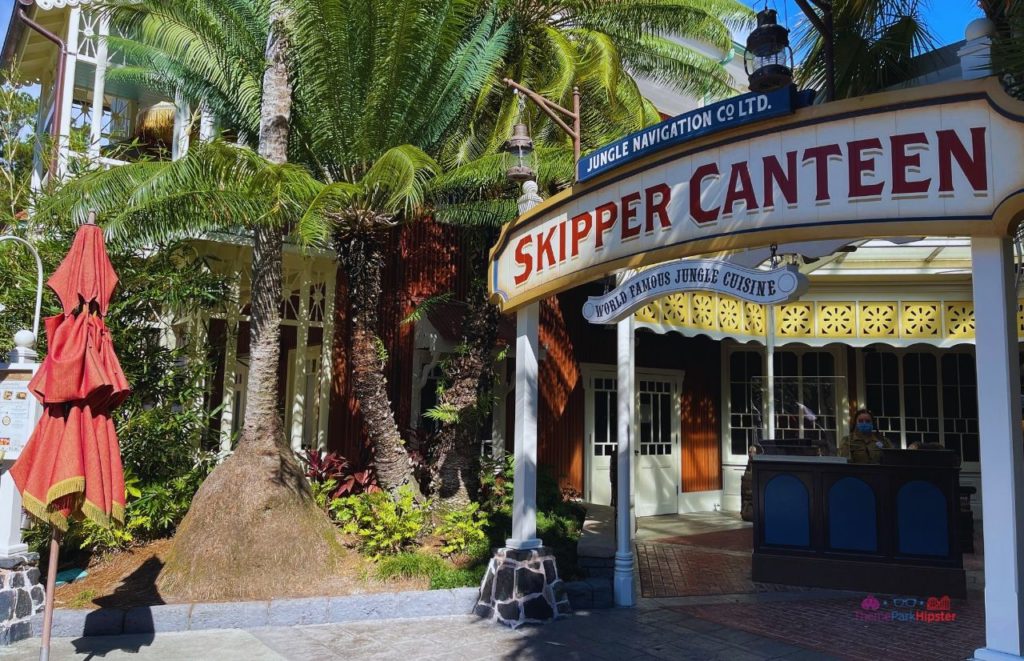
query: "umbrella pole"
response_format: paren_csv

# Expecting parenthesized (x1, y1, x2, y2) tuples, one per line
(39, 528, 60, 661)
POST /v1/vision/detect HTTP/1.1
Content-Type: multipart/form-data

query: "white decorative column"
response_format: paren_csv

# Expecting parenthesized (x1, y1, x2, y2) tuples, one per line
(87, 14, 109, 160)
(971, 237, 1024, 660)
(199, 101, 217, 143)
(172, 90, 190, 161)
(614, 314, 636, 607)
(290, 266, 311, 451)
(56, 8, 81, 178)
(507, 301, 541, 549)
(316, 267, 337, 450)
(765, 305, 776, 441)
(219, 275, 241, 453)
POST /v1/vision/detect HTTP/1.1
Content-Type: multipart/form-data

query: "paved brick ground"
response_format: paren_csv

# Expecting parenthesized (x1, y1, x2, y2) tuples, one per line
(637, 520, 986, 660)
(654, 527, 754, 553)
(636, 541, 806, 598)
(672, 592, 984, 661)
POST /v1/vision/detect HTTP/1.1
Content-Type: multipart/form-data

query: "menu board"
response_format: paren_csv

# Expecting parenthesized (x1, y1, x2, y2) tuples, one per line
(0, 367, 39, 460)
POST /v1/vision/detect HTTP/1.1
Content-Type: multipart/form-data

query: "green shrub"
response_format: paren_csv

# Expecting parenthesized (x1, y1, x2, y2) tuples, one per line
(479, 454, 514, 513)
(332, 485, 429, 558)
(435, 502, 489, 557)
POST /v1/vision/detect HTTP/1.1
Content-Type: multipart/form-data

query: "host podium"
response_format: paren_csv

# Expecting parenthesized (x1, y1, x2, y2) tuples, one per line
(751, 450, 966, 598)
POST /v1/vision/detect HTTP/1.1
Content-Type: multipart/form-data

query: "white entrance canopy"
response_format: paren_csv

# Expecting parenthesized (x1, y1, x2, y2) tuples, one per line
(492, 72, 1024, 658)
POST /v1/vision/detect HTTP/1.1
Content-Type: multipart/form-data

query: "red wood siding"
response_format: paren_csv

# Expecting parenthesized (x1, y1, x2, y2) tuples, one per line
(678, 336, 722, 492)
(327, 220, 470, 461)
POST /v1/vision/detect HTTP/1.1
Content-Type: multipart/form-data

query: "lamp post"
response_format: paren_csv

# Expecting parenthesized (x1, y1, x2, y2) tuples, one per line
(502, 79, 581, 165)
(744, 3, 836, 102)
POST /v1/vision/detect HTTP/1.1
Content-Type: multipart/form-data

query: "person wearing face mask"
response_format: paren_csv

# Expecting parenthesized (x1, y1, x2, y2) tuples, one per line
(838, 408, 893, 464)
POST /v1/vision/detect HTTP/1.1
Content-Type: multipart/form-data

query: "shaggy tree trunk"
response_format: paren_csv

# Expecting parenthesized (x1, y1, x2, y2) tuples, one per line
(159, 1, 342, 601)
(340, 232, 414, 493)
(431, 246, 501, 507)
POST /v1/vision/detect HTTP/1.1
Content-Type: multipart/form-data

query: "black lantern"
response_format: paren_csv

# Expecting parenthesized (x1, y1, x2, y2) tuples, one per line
(504, 122, 535, 183)
(744, 8, 794, 93)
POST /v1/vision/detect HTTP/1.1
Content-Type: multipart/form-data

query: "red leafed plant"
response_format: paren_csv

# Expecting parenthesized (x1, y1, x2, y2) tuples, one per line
(298, 449, 382, 499)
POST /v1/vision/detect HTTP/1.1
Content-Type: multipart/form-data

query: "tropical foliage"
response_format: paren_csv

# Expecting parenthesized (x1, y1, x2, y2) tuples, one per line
(794, 0, 937, 98)
(982, 0, 1024, 97)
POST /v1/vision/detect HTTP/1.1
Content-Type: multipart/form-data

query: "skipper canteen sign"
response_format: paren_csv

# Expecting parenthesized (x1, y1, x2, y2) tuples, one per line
(489, 80, 1024, 311)
(583, 261, 808, 325)
(578, 86, 804, 182)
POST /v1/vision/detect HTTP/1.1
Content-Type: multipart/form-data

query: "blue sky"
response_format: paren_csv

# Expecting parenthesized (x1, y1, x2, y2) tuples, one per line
(0, 0, 988, 63)
(744, 1, 984, 48)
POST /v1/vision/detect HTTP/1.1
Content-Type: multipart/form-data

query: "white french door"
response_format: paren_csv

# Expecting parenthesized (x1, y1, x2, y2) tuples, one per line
(584, 367, 681, 516)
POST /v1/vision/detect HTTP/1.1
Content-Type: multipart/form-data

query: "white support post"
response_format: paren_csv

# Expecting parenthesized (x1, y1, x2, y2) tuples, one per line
(56, 8, 81, 178)
(172, 89, 190, 161)
(199, 101, 217, 143)
(971, 237, 1024, 660)
(0, 465, 28, 557)
(316, 267, 336, 450)
(290, 267, 311, 451)
(614, 314, 636, 607)
(507, 301, 541, 550)
(86, 14, 109, 160)
(765, 305, 776, 441)
(219, 276, 241, 453)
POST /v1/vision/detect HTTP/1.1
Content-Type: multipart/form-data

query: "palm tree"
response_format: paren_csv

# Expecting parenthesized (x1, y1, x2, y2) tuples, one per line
(795, 0, 936, 98)
(446, 0, 753, 164)
(981, 0, 1024, 97)
(85, 0, 510, 497)
(424, 0, 754, 505)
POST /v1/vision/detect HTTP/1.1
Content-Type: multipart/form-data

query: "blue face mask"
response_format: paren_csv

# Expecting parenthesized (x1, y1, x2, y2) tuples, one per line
(856, 422, 873, 433)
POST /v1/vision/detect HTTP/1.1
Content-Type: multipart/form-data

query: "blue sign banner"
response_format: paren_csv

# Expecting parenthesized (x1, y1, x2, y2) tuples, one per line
(577, 86, 802, 183)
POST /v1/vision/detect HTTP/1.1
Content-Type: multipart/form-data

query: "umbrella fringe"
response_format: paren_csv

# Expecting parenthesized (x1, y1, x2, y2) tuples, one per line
(20, 491, 76, 532)
(81, 499, 125, 529)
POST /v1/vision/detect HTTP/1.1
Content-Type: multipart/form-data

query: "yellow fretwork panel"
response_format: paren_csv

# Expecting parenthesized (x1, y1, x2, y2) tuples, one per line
(692, 293, 717, 330)
(901, 302, 941, 337)
(635, 293, 1024, 344)
(945, 302, 975, 339)
(776, 303, 814, 336)
(662, 293, 690, 326)
(718, 297, 743, 333)
(744, 302, 765, 335)
(859, 303, 898, 338)
(635, 300, 660, 324)
(817, 302, 856, 337)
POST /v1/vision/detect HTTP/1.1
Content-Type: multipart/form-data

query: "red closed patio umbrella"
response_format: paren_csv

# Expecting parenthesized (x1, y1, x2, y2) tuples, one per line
(9, 217, 129, 661)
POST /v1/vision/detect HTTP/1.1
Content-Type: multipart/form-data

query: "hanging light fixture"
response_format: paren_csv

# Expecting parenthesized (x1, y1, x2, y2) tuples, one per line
(504, 121, 535, 183)
(744, 8, 794, 93)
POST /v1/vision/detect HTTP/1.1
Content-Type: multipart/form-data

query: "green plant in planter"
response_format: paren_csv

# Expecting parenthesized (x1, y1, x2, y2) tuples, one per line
(435, 502, 489, 557)
(332, 485, 429, 558)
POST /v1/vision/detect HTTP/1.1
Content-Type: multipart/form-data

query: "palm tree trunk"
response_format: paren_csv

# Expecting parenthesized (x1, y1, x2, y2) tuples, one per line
(431, 246, 500, 506)
(341, 232, 413, 492)
(159, 1, 342, 601)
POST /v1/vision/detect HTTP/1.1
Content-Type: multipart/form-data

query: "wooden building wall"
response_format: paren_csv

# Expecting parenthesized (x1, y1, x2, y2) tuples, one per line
(534, 285, 723, 494)
(327, 220, 470, 461)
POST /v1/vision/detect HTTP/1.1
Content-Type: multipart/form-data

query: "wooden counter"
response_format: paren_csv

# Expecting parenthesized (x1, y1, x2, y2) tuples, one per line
(751, 451, 966, 598)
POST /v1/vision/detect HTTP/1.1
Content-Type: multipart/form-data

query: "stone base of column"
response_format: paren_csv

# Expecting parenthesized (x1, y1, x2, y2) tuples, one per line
(0, 552, 43, 646)
(475, 547, 571, 628)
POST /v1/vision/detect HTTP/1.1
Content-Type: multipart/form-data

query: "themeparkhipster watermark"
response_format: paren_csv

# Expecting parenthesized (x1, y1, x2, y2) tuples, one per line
(856, 595, 958, 623)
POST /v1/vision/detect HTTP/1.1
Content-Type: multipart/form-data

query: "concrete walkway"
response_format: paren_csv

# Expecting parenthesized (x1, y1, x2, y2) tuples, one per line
(0, 608, 834, 660)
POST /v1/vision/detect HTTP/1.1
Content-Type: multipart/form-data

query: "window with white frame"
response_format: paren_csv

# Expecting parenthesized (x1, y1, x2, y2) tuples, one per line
(726, 346, 844, 457)
(861, 348, 980, 464)
(728, 351, 763, 456)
